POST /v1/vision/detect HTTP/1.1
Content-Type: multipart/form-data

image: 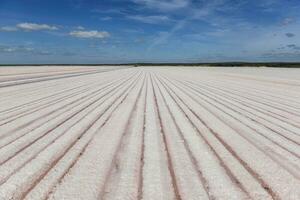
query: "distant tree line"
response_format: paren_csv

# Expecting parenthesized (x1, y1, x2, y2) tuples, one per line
(1, 62, 300, 68)
(132, 62, 300, 68)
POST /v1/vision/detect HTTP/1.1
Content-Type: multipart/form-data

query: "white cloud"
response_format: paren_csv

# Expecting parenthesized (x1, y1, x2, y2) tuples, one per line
(100, 17, 113, 21)
(1, 23, 59, 33)
(0, 26, 18, 32)
(148, 20, 186, 51)
(16, 23, 58, 31)
(69, 30, 110, 39)
(76, 26, 85, 30)
(0, 45, 34, 53)
(128, 15, 170, 24)
(0, 45, 56, 55)
(92, 8, 126, 15)
(132, 0, 189, 11)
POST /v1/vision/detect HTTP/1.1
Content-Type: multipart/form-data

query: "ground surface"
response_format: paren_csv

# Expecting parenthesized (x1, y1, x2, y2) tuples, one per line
(0, 66, 299, 200)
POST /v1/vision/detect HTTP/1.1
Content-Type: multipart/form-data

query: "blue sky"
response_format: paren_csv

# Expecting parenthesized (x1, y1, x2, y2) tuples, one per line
(0, 0, 300, 64)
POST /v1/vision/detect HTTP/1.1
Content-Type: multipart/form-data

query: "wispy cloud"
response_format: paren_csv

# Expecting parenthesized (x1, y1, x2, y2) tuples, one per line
(91, 8, 127, 15)
(0, 26, 18, 32)
(141, 0, 232, 51)
(0, 45, 34, 53)
(76, 26, 85, 30)
(128, 15, 171, 24)
(35, 50, 54, 56)
(0, 44, 79, 57)
(16, 23, 58, 31)
(100, 16, 113, 21)
(132, 0, 189, 11)
(148, 20, 186, 51)
(0, 22, 59, 32)
(69, 30, 110, 39)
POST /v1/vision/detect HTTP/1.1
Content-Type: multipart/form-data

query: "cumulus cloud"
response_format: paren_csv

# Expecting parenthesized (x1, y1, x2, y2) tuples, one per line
(128, 15, 170, 24)
(16, 23, 58, 31)
(285, 33, 295, 38)
(69, 30, 110, 39)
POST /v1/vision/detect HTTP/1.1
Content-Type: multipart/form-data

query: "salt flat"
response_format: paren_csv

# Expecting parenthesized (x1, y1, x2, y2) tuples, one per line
(0, 66, 299, 200)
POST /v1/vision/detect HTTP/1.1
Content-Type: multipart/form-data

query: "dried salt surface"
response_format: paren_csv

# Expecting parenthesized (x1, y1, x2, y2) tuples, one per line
(0, 66, 299, 200)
